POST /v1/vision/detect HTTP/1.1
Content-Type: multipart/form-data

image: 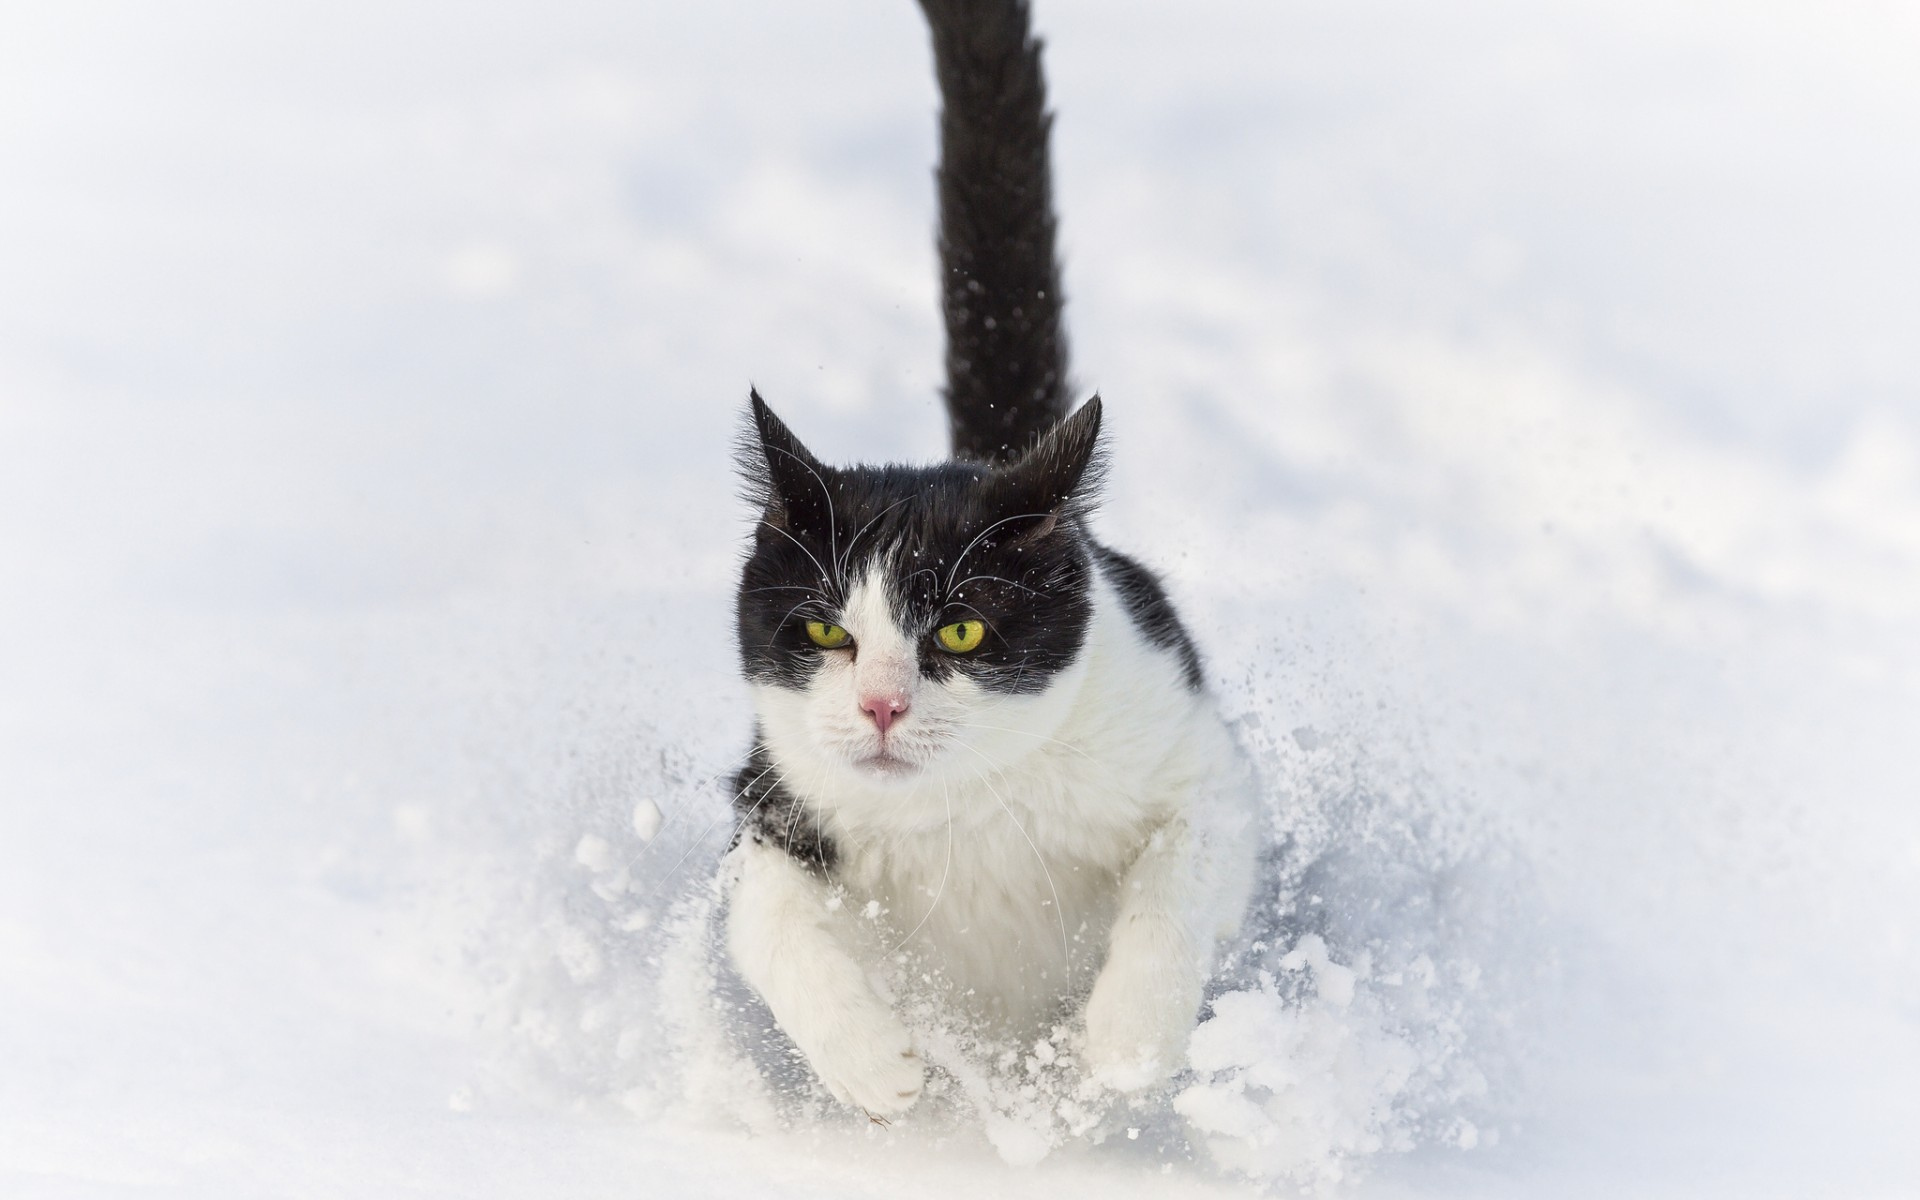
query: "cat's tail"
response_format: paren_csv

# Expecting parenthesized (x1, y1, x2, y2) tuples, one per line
(919, 0, 1071, 466)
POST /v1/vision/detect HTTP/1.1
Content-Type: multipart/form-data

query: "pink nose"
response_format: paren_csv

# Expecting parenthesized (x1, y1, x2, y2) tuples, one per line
(860, 693, 909, 734)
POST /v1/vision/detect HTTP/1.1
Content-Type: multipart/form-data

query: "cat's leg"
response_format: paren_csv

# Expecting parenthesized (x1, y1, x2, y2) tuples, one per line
(1083, 818, 1208, 1090)
(726, 838, 925, 1115)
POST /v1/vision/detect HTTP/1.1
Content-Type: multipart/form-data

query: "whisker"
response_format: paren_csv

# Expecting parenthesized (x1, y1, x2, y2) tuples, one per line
(951, 573, 1040, 598)
(764, 596, 835, 647)
(760, 518, 835, 597)
(634, 762, 791, 903)
(838, 495, 912, 582)
(618, 748, 771, 876)
(941, 600, 994, 626)
(952, 740, 1071, 968)
(884, 775, 953, 957)
(944, 510, 1054, 594)
(901, 565, 940, 595)
(954, 721, 1098, 762)
(783, 765, 812, 857)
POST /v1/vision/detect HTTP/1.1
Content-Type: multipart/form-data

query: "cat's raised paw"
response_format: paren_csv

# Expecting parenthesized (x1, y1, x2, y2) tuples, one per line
(811, 1019, 925, 1116)
(1083, 960, 1199, 1092)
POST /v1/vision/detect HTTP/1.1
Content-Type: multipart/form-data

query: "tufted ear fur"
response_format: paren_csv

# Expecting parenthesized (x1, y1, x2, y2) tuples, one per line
(740, 388, 833, 534)
(980, 395, 1104, 539)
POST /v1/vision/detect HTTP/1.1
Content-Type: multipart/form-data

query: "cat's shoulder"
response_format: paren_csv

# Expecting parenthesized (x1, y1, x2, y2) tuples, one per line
(1087, 540, 1204, 692)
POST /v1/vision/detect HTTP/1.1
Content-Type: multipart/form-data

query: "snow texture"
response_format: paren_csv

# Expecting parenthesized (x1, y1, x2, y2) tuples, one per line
(3, 0, 1919, 1196)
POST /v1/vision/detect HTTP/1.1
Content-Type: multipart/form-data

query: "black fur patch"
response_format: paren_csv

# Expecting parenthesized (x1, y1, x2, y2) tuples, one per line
(737, 393, 1105, 698)
(1092, 542, 1206, 691)
(731, 735, 835, 870)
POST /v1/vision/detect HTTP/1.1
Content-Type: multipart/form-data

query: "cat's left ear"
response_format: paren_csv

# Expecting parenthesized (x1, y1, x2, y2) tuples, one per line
(985, 395, 1105, 536)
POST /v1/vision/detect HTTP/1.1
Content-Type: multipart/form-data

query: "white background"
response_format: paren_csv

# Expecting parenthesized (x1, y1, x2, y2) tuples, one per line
(2, 1, 1917, 1195)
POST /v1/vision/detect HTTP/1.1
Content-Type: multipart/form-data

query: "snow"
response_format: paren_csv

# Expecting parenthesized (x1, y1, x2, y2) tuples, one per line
(4, 0, 1920, 1196)
(632, 799, 663, 843)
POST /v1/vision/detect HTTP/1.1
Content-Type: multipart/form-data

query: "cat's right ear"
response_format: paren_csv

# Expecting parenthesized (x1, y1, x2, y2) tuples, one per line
(982, 395, 1106, 539)
(740, 388, 831, 533)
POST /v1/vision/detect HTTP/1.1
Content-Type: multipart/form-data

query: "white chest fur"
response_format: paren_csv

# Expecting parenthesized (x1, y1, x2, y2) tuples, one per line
(749, 574, 1254, 1038)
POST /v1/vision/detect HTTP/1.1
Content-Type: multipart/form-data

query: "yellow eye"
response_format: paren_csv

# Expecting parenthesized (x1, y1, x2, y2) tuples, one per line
(935, 619, 985, 653)
(804, 621, 851, 648)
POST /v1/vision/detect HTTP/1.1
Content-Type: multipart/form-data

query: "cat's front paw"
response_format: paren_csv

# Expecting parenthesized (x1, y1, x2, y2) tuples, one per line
(808, 1009, 925, 1116)
(1083, 956, 1201, 1092)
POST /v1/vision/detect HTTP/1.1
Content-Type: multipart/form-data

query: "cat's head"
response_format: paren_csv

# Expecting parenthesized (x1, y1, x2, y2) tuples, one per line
(736, 390, 1104, 790)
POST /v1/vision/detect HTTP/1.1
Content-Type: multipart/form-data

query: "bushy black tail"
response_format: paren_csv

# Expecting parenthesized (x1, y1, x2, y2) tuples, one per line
(919, 0, 1070, 466)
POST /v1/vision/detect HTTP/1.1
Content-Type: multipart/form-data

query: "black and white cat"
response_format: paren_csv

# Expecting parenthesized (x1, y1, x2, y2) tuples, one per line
(723, 0, 1256, 1116)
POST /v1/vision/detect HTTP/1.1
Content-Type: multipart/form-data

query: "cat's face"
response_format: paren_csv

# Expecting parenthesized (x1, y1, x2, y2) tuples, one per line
(736, 392, 1103, 789)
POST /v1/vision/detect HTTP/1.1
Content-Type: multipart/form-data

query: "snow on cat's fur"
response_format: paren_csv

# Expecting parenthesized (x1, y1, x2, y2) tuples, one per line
(718, 0, 1258, 1116)
(724, 392, 1257, 1113)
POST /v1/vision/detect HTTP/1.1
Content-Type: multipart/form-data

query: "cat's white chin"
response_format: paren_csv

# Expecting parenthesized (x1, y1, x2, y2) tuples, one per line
(854, 751, 920, 778)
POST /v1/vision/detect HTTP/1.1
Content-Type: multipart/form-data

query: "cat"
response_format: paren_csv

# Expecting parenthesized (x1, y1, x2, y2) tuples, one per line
(722, 0, 1257, 1117)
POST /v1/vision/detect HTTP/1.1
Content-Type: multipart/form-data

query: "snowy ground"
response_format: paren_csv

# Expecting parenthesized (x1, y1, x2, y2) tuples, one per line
(3, 0, 1919, 1195)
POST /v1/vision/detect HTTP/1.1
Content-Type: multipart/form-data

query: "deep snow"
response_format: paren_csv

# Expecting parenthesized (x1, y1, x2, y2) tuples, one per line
(3, 0, 1918, 1195)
